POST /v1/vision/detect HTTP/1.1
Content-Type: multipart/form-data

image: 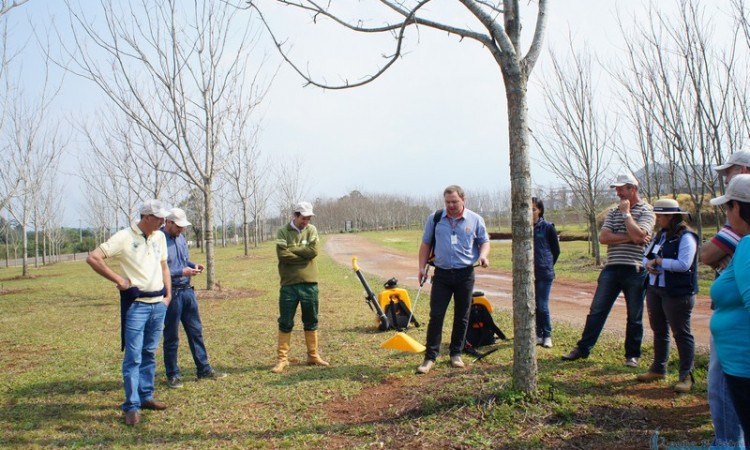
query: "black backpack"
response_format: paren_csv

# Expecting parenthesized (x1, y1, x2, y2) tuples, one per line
(382, 297, 419, 331)
(464, 292, 506, 352)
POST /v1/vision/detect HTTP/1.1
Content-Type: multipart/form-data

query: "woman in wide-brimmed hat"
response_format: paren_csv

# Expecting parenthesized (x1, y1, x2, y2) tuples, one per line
(636, 198, 698, 393)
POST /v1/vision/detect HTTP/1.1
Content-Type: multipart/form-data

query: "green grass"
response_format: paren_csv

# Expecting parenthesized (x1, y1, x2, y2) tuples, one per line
(0, 234, 713, 449)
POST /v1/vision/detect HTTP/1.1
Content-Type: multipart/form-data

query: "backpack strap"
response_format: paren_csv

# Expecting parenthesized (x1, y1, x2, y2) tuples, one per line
(428, 209, 443, 266)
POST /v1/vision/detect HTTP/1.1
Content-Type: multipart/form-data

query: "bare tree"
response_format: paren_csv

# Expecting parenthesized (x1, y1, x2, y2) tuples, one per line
(248, 0, 549, 392)
(533, 46, 612, 265)
(616, 0, 740, 244)
(275, 156, 309, 220)
(0, 0, 30, 17)
(62, 0, 270, 289)
(4, 103, 64, 276)
(225, 126, 270, 254)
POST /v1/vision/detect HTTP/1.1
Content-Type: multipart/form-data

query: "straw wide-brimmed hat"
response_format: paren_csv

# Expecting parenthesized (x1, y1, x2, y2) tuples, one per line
(652, 198, 689, 215)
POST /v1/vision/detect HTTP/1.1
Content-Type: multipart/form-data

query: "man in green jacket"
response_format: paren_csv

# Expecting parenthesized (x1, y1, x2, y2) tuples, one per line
(271, 201, 329, 373)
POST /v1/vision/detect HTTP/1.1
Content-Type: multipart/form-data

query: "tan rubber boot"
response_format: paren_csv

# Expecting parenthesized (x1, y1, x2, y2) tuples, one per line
(304, 330, 329, 366)
(271, 331, 292, 373)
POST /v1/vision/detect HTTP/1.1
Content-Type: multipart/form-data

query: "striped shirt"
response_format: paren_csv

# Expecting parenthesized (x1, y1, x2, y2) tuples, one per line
(710, 224, 741, 257)
(601, 202, 655, 269)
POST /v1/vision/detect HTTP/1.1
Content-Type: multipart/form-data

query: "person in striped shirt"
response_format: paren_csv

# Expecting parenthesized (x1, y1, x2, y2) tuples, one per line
(562, 173, 655, 367)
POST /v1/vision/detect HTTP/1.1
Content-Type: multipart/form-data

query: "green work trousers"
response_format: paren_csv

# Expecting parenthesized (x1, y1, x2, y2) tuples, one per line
(278, 283, 319, 332)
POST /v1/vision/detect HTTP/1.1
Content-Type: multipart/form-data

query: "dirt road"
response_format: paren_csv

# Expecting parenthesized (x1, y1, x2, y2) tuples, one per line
(324, 234, 713, 350)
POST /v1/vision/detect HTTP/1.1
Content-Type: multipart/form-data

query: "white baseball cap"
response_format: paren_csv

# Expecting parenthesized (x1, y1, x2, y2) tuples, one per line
(293, 201, 315, 217)
(139, 199, 169, 218)
(715, 150, 750, 176)
(710, 174, 750, 206)
(167, 208, 191, 227)
(610, 173, 639, 188)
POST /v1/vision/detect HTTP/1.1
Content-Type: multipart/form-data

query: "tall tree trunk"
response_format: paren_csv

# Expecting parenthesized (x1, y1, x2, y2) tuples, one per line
(506, 75, 537, 394)
(204, 189, 216, 290)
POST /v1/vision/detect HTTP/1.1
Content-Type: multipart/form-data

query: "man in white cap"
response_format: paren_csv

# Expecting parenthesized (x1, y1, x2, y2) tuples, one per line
(161, 208, 226, 389)
(271, 201, 329, 373)
(700, 151, 749, 448)
(86, 199, 171, 426)
(562, 173, 655, 367)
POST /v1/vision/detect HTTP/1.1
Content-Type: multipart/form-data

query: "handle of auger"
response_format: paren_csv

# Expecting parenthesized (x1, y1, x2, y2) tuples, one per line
(405, 264, 430, 330)
(352, 257, 390, 331)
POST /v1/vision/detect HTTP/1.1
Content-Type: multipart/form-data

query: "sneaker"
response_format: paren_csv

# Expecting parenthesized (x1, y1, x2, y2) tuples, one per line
(625, 357, 640, 368)
(536, 336, 543, 346)
(167, 376, 184, 389)
(542, 337, 553, 348)
(416, 359, 435, 374)
(561, 347, 588, 361)
(197, 370, 227, 380)
(450, 355, 465, 368)
(636, 371, 666, 382)
(674, 374, 694, 393)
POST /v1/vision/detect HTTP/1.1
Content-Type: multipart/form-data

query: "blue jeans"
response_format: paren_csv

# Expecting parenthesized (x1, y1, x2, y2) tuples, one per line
(163, 287, 212, 378)
(645, 287, 694, 379)
(535, 278, 553, 339)
(424, 266, 475, 361)
(575, 265, 646, 358)
(122, 301, 167, 412)
(710, 336, 746, 449)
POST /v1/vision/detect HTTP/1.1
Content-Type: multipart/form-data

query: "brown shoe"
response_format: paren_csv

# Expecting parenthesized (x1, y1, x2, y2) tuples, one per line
(124, 410, 140, 426)
(674, 373, 694, 393)
(141, 399, 167, 410)
(636, 371, 666, 382)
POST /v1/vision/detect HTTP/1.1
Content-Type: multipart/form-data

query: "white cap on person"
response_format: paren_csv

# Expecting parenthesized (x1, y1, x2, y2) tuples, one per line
(168, 208, 191, 227)
(294, 201, 315, 217)
(610, 173, 639, 188)
(140, 199, 169, 218)
(715, 150, 750, 176)
(710, 174, 750, 206)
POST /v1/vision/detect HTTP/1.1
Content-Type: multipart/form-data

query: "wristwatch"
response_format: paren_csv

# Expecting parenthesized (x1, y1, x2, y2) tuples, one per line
(622, 212, 632, 219)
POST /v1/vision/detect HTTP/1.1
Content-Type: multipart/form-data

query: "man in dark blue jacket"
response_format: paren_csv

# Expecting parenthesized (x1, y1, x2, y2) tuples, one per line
(162, 208, 226, 388)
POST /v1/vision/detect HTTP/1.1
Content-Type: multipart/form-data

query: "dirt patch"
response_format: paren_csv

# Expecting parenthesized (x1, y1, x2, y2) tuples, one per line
(195, 287, 264, 301)
(0, 287, 26, 296)
(324, 234, 713, 350)
(0, 274, 42, 282)
(325, 375, 424, 425)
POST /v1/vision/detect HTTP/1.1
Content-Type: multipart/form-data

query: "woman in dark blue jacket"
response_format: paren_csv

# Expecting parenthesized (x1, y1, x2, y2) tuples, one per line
(533, 197, 560, 348)
(637, 199, 698, 393)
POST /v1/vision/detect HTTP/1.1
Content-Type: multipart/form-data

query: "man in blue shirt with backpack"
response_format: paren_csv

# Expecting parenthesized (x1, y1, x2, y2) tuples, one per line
(416, 185, 490, 374)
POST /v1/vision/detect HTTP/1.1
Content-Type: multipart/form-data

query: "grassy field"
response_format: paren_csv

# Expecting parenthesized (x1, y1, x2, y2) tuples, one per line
(0, 233, 713, 449)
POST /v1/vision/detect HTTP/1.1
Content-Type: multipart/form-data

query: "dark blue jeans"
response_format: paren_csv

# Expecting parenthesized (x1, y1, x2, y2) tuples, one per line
(645, 286, 694, 379)
(424, 266, 475, 361)
(575, 265, 647, 358)
(163, 287, 212, 378)
(123, 301, 167, 412)
(725, 373, 750, 448)
(535, 278, 554, 339)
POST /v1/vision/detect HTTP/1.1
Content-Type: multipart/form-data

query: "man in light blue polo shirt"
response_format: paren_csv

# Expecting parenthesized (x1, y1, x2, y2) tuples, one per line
(416, 185, 490, 374)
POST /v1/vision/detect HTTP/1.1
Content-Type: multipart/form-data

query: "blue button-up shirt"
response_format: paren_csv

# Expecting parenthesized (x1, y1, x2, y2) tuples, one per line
(422, 208, 489, 270)
(161, 229, 196, 287)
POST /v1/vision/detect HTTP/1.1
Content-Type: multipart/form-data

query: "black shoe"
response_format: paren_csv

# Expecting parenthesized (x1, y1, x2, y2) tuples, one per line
(197, 370, 227, 380)
(167, 376, 183, 389)
(561, 347, 588, 361)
